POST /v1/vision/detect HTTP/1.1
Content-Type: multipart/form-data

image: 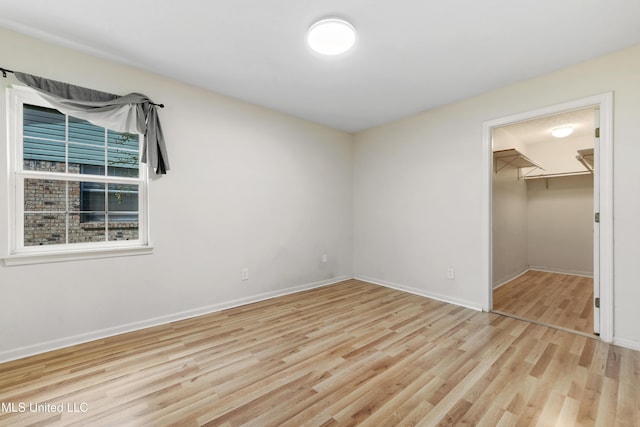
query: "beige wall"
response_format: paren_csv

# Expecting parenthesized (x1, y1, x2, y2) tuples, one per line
(492, 127, 529, 153)
(527, 175, 594, 275)
(493, 171, 594, 286)
(354, 44, 640, 349)
(525, 136, 594, 178)
(492, 125, 529, 287)
(0, 28, 354, 361)
(492, 164, 529, 287)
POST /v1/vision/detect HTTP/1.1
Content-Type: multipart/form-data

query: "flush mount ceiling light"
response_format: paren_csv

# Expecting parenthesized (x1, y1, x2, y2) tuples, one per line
(551, 126, 574, 138)
(306, 18, 356, 56)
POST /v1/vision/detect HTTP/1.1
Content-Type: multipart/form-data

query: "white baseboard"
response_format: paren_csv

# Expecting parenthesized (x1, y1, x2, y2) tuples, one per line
(529, 266, 593, 278)
(9, 273, 630, 363)
(0, 275, 352, 364)
(493, 267, 530, 289)
(355, 275, 483, 312)
(613, 336, 640, 352)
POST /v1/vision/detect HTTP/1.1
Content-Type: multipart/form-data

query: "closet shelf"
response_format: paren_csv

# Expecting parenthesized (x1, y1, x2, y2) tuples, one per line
(524, 170, 592, 189)
(576, 148, 594, 172)
(526, 147, 595, 181)
(493, 149, 544, 180)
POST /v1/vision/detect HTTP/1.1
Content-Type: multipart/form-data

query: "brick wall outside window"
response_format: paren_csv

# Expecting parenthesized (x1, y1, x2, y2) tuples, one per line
(23, 160, 139, 246)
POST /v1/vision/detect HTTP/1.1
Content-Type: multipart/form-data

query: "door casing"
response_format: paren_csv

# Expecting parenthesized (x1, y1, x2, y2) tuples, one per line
(481, 92, 613, 343)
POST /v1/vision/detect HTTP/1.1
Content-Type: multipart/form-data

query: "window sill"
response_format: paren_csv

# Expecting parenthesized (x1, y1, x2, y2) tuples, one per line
(2, 245, 153, 266)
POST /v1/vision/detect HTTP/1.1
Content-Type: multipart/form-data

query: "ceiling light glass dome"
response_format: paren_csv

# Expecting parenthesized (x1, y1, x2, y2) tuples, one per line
(306, 18, 356, 56)
(551, 126, 574, 138)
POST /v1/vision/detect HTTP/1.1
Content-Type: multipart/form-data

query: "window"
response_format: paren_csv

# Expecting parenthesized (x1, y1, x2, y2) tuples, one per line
(5, 87, 151, 263)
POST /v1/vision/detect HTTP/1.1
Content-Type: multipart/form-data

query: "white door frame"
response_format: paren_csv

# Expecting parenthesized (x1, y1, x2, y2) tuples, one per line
(481, 92, 613, 343)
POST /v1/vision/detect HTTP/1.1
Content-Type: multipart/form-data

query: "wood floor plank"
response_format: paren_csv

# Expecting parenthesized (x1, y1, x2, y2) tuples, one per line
(494, 270, 595, 334)
(0, 279, 638, 426)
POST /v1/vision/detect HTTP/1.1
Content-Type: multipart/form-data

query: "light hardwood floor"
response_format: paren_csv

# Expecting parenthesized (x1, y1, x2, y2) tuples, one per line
(493, 270, 594, 335)
(1, 279, 638, 426)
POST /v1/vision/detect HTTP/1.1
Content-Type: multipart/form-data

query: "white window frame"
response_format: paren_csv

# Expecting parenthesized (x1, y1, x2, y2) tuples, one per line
(3, 86, 152, 266)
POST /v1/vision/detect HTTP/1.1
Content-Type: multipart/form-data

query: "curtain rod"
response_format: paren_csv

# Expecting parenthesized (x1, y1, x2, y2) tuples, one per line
(0, 67, 164, 108)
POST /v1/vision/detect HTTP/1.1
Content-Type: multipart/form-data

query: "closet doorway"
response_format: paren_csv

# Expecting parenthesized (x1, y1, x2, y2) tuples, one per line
(482, 94, 613, 342)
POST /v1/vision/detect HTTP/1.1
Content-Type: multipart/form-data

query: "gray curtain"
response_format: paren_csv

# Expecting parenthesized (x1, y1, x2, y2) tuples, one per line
(15, 72, 169, 175)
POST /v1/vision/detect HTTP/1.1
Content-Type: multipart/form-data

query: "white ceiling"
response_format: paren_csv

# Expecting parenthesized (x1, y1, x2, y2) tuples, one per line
(0, 0, 639, 133)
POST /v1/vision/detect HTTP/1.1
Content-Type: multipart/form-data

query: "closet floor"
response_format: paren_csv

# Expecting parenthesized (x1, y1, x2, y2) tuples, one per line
(493, 270, 594, 335)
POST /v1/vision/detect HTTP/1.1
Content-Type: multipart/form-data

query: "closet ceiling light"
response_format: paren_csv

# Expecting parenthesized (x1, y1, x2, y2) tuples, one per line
(551, 126, 574, 138)
(306, 18, 356, 56)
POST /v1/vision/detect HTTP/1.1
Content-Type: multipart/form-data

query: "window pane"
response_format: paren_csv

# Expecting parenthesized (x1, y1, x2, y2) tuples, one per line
(68, 116, 105, 146)
(108, 184, 139, 212)
(23, 105, 67, 172)
(108, 132, 139, 177)
(23, 138, 67, 172)
(108, 149, 139, 177)
(24, 179, 67, 211)
(108, 214, 139, 241)
(24, 213, 66, 246)
(108, 131, 139, 151)
(69, 213, 106, 244)
(77, 182, 106, 216)
(70, 142, 105, 172)
(23, 105, 65, 141)
(79, 164, 105, 176)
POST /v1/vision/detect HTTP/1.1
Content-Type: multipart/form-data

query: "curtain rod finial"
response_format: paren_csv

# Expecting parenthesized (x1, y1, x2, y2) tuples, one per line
(0, 67, 15, 78)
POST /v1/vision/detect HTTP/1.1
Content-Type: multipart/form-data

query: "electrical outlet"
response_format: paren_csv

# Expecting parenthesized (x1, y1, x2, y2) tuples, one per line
(447, 267, 455, 280)
(241, 268, 249, 281)
(322, 253, 328, 263)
